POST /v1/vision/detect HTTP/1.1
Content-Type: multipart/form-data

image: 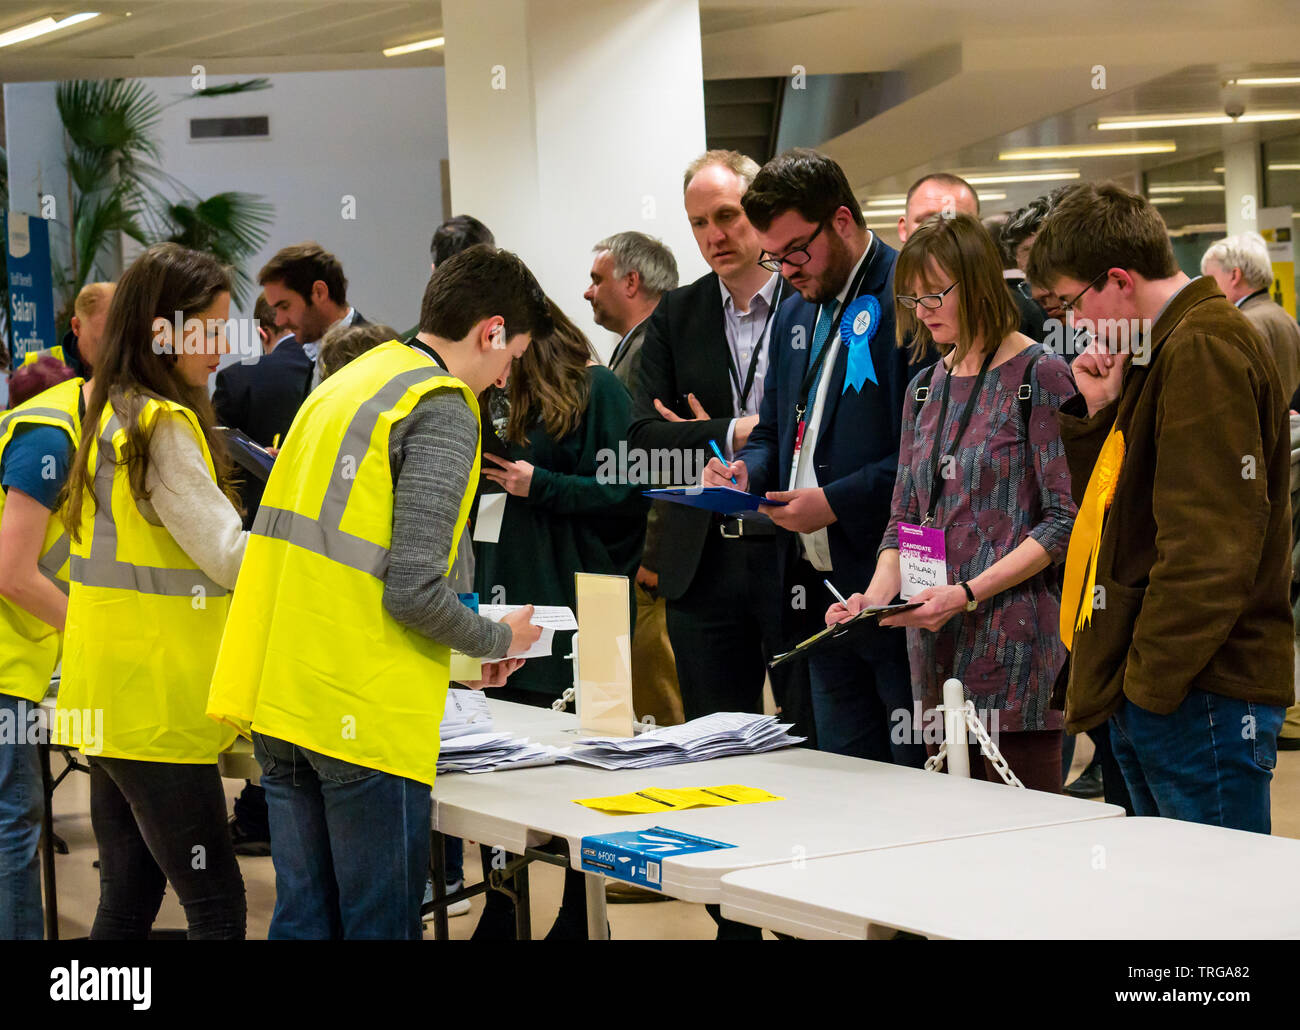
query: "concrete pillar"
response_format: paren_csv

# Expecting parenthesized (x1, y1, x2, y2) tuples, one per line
(1224, 139, 1263, 237)
(442, 0, 708, 357)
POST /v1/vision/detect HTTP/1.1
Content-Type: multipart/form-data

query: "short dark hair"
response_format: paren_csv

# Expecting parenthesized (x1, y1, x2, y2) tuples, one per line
(431, 215, 495, 266)
(741, 148, 865, 233)
(258, 242, 347, 305)
(418, 245, 553, 342)
(1026, 181, 1179, 288)
(1000, 194, 1053, 268)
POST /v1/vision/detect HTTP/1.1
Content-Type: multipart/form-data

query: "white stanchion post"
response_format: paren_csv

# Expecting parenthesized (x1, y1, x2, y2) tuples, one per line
(941, 678, 970, 779)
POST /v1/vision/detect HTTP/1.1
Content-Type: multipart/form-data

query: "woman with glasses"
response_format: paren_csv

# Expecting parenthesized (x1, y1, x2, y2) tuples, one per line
(826, 214, 1078, 792)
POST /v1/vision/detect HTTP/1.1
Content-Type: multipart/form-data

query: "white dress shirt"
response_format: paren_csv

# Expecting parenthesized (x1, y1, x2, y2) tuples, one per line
(792, 235, 873, 572)
(719, 273, 781, 457)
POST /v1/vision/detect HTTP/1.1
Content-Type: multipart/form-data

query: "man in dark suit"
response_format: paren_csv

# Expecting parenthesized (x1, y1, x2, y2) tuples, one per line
(628, 150, 818, 741)
(258, 242, 369, 390)
(705, 148, 930, 766)
(213, 292, 311, 526)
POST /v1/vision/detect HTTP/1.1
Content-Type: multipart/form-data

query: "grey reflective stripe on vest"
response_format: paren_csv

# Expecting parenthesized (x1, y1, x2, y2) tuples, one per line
(70, 411, 229, 598)
(37, 532, 71, 594)
(253, 505, 389, 579)
(254, 365, 450, 580)
(0, 405, 77, 439)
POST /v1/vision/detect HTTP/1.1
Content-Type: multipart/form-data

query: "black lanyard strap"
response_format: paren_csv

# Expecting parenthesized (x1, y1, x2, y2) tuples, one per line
(922, 348, 995, 524)
(795, 239, 875, 419)
(725, 279, 783, 412)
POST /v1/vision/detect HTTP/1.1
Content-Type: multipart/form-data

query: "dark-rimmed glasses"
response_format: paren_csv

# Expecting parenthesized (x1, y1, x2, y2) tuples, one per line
(1060, 269, 1109, 313)
(758, 222, 825, 272)
(896, 282, 960, 310)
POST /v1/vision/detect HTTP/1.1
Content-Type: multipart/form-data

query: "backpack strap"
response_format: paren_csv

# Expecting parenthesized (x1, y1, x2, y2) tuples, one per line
(1018, 344, 1046, 427)
(910, 361, 940, 419)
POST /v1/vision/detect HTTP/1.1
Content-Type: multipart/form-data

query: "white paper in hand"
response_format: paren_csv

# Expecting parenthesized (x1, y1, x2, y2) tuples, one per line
(473, 493, 507, 544)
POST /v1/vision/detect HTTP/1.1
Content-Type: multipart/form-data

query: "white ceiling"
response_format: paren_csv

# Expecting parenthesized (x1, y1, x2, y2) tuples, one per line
(4, 0, 1300, 230)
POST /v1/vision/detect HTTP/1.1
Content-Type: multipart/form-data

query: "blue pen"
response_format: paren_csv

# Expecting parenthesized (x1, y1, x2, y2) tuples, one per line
(707, 439, 738, 485)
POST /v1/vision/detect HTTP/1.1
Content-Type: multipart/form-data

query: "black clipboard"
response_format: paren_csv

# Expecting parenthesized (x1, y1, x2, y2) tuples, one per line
(217, 426, 275, 481)
(768, 602, 922, 668)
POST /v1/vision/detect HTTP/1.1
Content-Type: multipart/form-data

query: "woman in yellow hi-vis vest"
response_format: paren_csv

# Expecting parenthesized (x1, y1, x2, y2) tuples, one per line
(0, 281, 112, 940)
(208, 247, 547, 939)
(56, 244, 248, 939)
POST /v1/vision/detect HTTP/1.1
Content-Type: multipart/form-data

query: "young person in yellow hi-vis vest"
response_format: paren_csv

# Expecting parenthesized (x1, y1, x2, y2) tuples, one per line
(55, 244, 249, 939)
(207, 246, 547, 940)
(0, 282, 112, 940)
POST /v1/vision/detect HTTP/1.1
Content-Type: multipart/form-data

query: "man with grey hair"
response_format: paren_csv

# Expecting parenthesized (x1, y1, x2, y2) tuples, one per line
(1202, 232, 1300, 399)
(584, 231, 684, 731)
(585, 231, 678, 388)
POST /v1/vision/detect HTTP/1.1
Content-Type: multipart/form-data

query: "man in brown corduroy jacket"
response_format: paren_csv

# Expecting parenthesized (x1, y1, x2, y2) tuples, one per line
(1028, 182, 1293, 834)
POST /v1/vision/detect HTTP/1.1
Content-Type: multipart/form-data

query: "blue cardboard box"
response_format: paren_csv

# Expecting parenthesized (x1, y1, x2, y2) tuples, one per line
(580, 826, 735, 890)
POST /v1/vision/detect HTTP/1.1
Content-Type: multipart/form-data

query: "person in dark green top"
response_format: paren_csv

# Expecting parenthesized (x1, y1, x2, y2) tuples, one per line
(475, 299, 647, 699)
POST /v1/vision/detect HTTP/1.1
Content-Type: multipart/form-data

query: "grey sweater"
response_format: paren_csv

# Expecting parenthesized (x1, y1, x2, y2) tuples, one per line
(382, 387, 511, 660)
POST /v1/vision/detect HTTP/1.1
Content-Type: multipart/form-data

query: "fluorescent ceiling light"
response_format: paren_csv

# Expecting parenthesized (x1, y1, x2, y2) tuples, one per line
(999, 142, 1177, 160)
(963, 170, 1080, 185)
(383, 35, 444, 57)
(1147, 183, 1225, 193)
(0, 12, 99, 48)
(1148, 197, 1185, 205)
(862, 207, 906, 217)
(1269, 163, 1300, 171)
(1226, 77, 1300, 87)
(864, 193, 1005, 205)
(1097, 112, 1300, 130)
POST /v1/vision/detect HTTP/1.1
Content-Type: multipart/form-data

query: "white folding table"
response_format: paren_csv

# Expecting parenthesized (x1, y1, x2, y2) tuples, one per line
(719, 816, 1300, 939)
(431, 703, 1123, 938)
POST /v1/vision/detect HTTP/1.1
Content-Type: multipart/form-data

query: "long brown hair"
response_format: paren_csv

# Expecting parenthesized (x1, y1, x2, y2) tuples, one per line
(895, 213, 1019, 367)
(504, 298, 597, 445)
(63, 243, 238, 538)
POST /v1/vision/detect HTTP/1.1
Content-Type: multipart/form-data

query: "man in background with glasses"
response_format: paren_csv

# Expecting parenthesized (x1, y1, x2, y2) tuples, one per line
(704, 147, 935, 766)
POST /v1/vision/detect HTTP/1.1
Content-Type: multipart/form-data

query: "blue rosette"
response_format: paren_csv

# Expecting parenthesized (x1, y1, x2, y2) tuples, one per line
(840, 294, 881, 392)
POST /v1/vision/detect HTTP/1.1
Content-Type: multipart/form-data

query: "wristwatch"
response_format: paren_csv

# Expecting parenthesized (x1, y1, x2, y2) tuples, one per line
(958, 582, 978, 612)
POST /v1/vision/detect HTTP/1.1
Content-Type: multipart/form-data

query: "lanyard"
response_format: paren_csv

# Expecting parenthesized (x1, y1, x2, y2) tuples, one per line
(921, 349, 995, 524)
(408, 337, 448, 371)
(725, 279, 784, 412)
(791, 245, 875, 464)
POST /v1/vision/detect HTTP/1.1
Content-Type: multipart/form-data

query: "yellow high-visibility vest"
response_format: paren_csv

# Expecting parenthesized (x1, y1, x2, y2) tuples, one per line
(55, 396, 237, 762)
(206, 340, 480, 787)
(0, 377, 82, 702)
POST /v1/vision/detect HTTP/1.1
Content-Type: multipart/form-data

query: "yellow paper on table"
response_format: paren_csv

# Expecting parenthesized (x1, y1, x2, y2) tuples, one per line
(574, 784, 783, 814)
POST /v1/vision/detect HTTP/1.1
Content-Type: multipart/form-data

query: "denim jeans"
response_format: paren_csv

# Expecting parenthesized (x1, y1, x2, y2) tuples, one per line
(88, 755, 246, 939)
(254, 733, 431, 940)
(0, 695, 43, 939)
(1109, 689, 1284, 834)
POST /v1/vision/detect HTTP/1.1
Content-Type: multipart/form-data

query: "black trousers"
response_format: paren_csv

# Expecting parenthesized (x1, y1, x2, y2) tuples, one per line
(88, 756, 246, 940)
(665, 528, 820, 745)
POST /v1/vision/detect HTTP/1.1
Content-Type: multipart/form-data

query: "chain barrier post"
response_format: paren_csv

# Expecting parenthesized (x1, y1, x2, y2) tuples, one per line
(941, 678, 970, 778)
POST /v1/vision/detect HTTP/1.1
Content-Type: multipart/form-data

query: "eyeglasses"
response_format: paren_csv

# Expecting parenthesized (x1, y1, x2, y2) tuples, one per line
(757, 222, 824, 272)
(896, 281, 959, 310)
(1060, 269, 1109, 313)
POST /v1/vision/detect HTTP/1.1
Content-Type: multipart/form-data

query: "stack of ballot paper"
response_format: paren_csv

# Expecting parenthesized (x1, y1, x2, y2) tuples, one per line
(566, 712, 804, 771)
(436, 732, 567, 774)
(436, 689, 565, 773)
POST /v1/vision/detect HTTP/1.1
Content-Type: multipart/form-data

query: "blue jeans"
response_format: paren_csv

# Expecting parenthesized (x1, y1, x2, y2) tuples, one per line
(0, 695, 43, 939)
(254, 733, 431, 940)
(1109, 690, 1284, 834)
(808, 642, 925, 767)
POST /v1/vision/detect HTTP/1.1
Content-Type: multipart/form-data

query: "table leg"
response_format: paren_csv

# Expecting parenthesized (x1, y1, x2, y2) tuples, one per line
(39, 744, 58, 941)
(513, 863, 531, 940)
(429, 830, 449, 941)
(585, 872, 609, 940)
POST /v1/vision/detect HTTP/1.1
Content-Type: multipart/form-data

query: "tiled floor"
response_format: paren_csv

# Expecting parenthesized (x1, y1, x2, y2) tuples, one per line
(40, 735, 1300, 940)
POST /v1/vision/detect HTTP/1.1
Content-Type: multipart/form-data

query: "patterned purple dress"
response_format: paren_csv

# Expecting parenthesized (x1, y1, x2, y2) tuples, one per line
(881, 344, 1078, 732)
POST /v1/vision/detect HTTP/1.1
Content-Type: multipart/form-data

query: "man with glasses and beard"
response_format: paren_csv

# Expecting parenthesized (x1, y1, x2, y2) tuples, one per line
(703, 148, 933, 766)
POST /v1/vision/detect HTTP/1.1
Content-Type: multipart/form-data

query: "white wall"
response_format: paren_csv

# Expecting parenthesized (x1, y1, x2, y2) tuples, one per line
(137, 67, 448, 336)
(444, 0, 708, 359)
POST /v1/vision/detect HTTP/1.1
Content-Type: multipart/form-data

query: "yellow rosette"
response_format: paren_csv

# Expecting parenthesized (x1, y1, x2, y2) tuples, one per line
(1060, 428, 1124, 651)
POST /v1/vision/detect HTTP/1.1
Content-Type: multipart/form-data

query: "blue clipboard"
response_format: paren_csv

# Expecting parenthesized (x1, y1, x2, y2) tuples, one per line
(645, 486, 787, 515)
